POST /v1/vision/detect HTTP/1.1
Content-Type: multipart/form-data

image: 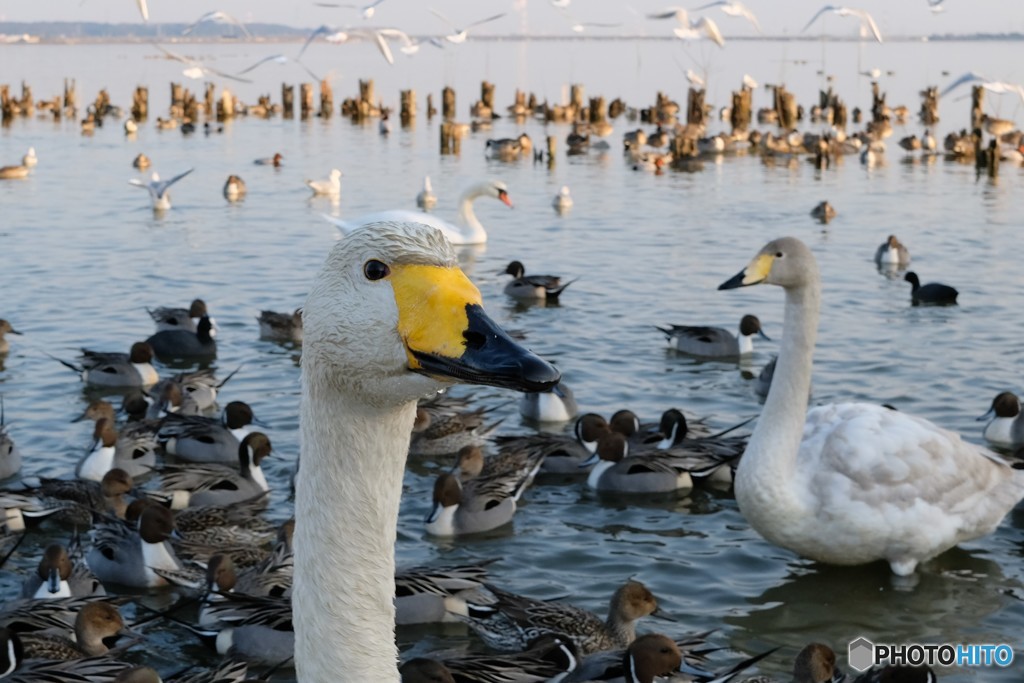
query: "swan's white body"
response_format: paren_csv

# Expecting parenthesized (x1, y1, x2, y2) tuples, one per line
(294, 221, 557, 681)
(723, 237, 1024, 575)
(324, 180, 511, 245)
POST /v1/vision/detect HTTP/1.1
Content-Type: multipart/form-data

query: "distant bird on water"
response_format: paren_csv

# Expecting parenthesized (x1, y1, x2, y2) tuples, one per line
(416, 176, 437, 211)
(129, 169, 194, 211)
(904, 272, 958, 305)
(801, 6, 883, 43)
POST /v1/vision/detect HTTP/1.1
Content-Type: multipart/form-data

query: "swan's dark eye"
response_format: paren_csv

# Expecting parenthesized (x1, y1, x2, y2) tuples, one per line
(363, 260, 390, 281)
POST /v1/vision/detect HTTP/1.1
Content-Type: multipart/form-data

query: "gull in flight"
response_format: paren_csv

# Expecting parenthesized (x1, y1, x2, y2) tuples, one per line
(648, 8, 725, 47)
(928, 0, 946, 13)
(801, 6, 883, 43)
(743, 73, 758, 89)
(237, 54, 322, 81)
(129, 169, 194, 211)
(940, 72, 1024, 106)
(314, 0, 386, 20)
(182, 10, 251, 38)
(693, 1, 761, 32)
(136, 0, 149, 21)
(550, 0, 571, 7)
(429, 9, 507, 44)
(298, 24, 404, 65)
(557, 9, 623, 34)
(155, 45, 251, 82)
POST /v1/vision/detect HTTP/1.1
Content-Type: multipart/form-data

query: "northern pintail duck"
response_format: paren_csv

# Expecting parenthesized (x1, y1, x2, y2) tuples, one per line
(852, 664, 937, 683)
(903, 272, 958, 305)
(502, 261, 577, 301)
(114, 661, 253, 682)
(454, 444, 546, 490)
(86, 503, 182, 588)
(257, 309, 303, 343)
(21, 543, 105, 599)
(0, 319, 22, 355)
(656, 314, 769, 358)
(583, 432, 694, 494)
(223, 175, 247, 201)
(157, 401, 261, 464)
(254, 153, 283, 167)
(425, 469, 529, 537)
(0, 627, 131, 681)
(149, 432, 272, 509)
(0, 397, 21, 479)
(146, 315, 217, 360)
(491, 431, 593, 475)
(395, 560, 496, 625)
(149, 367, 231, 416)
(810, 200, 836, 224)
(401, 634, 579, 683)
(0, 165, 30, 180)
(519, 380, 578, 422)
(76, 418, 126, 482)
(29, 468, 134, 523)
(874, 235, 910, 268)
(73, 401, 157, 477)
(623, 129, 647, 150)
(741, 642, 845, 683)
(129, 168, 194, 211)
(55, 342, 159, 388)
(486, 133, 532, 158)
(416, 175, 438, 211)
(558, 633, 681, 683)
(410, 405, 501, 456)
(753, 355, 777, 401)
(455, 579, 663, 655)
(978, 391, 1024, 448)
(132, 153, 151, 170)
(184, 592, 295, 665)
(21, 147, 38, 167)
(574, 413, 612, 454)
(307, 168, 342, 197)
(149, 299, 209, 333)
(553, 186, 574, 212)
(18, 602, 128, 659)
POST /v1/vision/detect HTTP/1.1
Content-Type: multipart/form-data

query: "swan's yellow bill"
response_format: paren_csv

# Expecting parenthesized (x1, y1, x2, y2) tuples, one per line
(391, 263, 561, 393)
(719, 253, 774, 289)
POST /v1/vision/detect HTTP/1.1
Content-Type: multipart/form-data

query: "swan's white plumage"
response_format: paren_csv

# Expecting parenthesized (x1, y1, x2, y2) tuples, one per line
(727, 237, 1024, 576)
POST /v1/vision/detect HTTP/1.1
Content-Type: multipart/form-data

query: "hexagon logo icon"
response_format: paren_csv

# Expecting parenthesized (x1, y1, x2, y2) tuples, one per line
(848, 637, 875, 672)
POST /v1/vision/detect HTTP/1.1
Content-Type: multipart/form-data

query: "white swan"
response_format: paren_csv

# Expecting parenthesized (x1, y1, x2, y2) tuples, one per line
(294, 220, 559, 681)
(322, 180, 512, 245)
(719, 236, 1024, 576)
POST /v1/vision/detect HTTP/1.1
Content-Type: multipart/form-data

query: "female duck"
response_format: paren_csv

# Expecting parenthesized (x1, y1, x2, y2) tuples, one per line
(657, 314, 769, 358)
(719, 236, 1024, 575)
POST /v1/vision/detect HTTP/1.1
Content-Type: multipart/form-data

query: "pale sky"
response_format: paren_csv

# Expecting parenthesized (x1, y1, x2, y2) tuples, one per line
(0, 0, 1022, 38)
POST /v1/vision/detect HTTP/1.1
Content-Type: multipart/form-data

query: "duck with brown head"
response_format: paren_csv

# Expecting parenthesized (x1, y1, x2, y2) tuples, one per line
(295, 220, 558, 682)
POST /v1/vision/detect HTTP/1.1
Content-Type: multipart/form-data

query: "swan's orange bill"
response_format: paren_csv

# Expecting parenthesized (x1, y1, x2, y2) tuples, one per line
(719, 254, 774, 290)
(392, 264, 560, 393)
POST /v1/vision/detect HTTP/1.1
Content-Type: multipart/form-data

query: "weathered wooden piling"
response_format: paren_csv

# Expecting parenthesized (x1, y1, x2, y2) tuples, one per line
(569, 84, 584, 116)
(217, 89, 234, 121)
(426, 93, 437, 119)
(170, 82, 184, 117)
(546, 135, 556, 164)
(204, 83, 215, 118)
(833, 100, 847, 130)
(970, 85, 984, 131)
(182, 89, 200, 122)
(472, 80, 495, 119)
(131, 85, 147, 120)
(686, 88, 706, 127)
(282, 84, 295, 118)
(399, 89, 415, 125)
(440, 121, 460, 154)
(588, 96, 606, 124)
(442, 87, 455, 120)
(0, 85, 12, 122)
(870, 82, 887, 123)
(64, 79, 78, 114)
(320, 79, 333, 118)
(300, 83, 314, 119)
(730, 86, 752, 134)
(919, 86, 939, 127)
(852, 107, 862, 124)
(773, 85, 797, 130)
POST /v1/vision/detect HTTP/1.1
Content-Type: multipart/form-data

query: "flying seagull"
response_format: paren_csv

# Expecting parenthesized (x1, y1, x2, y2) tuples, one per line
(693, 1, 761, 33)
(429, 8, 507, 44)
(155, 45, 252, 82)
(801, 5, 883, 43)
(648, 7, 725, 47)
(182, 11, 251, 38)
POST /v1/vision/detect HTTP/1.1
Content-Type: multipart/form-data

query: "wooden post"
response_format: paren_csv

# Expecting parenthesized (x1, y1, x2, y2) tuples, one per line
(730, 87, 751, 134)
(204, 83, 215, 119)
(608, 97, 624, 119)
(546, 135, 556, 165)
(919, 86, 939, 127)
(481, 81, 495, 111)
(686, 88, 706, 127)
(170, 82, 184, 116)
(282, 84, 294, 118)
(970, 85, 984, 131)
(870, 82, 886, 123)
(131, 85, 148, 120)
(569, 84, 584, 111)
(774, 86, 797, 130)
(300, 83, 314, 119)
(400, 89, 415, 125)
(986, 139, 999, 178)
(320, 79, 333, 118)
(426, 93, 436, 119)
(63, 78, 77, 113)
(442, 87, 455, 120)
(833, 100, 847, 130)
(589, 96, 606, 123)
(183, 90, 200, 122)
(218, 89, 234, 121)
(440, 121, 452, 154)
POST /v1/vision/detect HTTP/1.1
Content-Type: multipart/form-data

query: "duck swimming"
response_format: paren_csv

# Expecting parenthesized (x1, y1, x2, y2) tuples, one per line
(294, 221, 558, 680)
(656, 314, 768, 358)
(719, 236, 1024, 575)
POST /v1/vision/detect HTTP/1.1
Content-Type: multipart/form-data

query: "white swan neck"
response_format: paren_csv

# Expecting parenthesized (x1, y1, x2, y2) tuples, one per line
(736, 280, 819, 516)
(295, 375, 414, 683)
(456, 184, 492, 244)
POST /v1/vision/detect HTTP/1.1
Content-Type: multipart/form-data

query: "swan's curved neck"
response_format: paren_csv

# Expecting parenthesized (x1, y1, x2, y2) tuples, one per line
(735, 279, 820, 516)
(455, 184, 492, 244)
(295, 372, 414, 683)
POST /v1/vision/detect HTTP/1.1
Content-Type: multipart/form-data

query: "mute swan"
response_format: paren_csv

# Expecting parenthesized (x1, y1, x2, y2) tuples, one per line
(323, 180, 512, 245)
(719, 236, 1024, 575)
(295, 220, 559, 681)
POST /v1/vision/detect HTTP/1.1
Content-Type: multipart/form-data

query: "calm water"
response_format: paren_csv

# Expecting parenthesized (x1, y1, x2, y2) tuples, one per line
(0, 39, 1022, 680)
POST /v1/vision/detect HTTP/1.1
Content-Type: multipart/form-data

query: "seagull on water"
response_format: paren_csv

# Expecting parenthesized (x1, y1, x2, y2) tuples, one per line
(801, 5, 883, 43)
(129, 169, 194, 211)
